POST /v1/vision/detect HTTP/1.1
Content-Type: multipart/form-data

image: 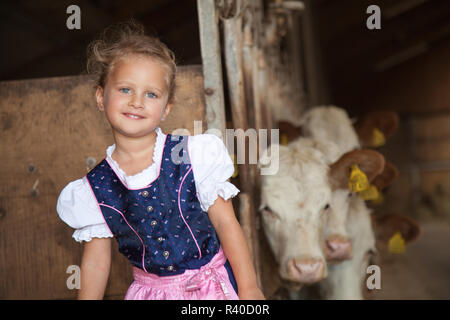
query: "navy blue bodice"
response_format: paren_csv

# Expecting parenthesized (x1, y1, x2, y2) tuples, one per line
(85, 134, 221, 276)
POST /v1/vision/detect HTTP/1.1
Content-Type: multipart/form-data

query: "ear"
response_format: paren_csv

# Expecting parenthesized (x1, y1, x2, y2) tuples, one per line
(329, 149, 385, 190)
(95, 86, 105, 111)
(162, 101, 172, 121)
(371, 213, 421, 245)
(354, 111, 399, 147)
(278, 120, 303, 143)
(372, 161, 399, 191)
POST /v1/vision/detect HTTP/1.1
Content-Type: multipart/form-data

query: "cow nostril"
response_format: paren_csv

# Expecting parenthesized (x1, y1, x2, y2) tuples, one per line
(325, 238, 352, 260)
(294, 259, 323, 274)
(326, 240, 337, 252)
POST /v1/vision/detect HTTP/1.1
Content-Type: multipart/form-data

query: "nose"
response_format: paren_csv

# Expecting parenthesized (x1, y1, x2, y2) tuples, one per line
(324, 235, 352, 261)
(287, 258, 326, 283)
(130, 95, 144, 108)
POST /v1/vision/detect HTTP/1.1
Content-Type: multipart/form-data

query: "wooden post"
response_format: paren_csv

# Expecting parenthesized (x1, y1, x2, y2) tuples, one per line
(223, 16, 248, 133)
(223, 11, 262, 287)
(197, 0, 227, 136)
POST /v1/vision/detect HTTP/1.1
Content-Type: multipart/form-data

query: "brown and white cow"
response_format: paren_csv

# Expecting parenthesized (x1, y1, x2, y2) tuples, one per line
(258, 137, 385, 290)
(277, 107, 361, 263)
(297, 106, 388, 262)
(325, 149, 385, 261)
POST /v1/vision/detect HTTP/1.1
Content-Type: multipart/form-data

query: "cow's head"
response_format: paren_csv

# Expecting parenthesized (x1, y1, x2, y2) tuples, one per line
(301, 106, 361, 154)
(259, 139, 332, 287)
(320, 196, 377, 300)
(323, 149, 385, 261)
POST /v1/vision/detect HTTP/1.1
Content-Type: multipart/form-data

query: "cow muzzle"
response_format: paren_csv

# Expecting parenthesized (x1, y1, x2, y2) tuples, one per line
(287, 258, 326, 284)
(324, 235, 352, 261)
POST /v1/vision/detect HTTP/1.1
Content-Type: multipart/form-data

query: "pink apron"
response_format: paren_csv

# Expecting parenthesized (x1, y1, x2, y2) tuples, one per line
(124, 247, 239, 300)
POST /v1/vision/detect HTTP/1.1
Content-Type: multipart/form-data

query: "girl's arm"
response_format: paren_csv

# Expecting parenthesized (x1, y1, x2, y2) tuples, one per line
(208, 196, 265, 300)
(77, 237, 112, 300)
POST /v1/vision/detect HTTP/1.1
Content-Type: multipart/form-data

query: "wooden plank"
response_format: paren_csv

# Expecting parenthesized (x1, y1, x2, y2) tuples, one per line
(0, 65, 206, 299)
(197, 0, 227, 135)
(223, 11, 264, 288)
(223, 17, 248, 132)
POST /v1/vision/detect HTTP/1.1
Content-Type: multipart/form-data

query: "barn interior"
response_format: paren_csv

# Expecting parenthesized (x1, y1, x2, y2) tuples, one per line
(1, 0, 450, 300)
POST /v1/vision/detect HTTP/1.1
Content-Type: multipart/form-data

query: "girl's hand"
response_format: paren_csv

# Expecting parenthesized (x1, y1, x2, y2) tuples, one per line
(238, 286, 266, 300)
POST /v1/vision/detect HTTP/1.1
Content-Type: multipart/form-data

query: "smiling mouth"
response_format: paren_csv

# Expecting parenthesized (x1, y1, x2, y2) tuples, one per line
(123, 113, 145, 120)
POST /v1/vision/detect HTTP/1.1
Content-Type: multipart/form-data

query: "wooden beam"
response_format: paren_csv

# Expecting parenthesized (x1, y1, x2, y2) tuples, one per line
(196, 0, 227, 135)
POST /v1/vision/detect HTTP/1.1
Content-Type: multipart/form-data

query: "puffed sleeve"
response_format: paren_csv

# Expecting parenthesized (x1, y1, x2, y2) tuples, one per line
(189, 133, 240, 212)
(56, 176, 113, 242)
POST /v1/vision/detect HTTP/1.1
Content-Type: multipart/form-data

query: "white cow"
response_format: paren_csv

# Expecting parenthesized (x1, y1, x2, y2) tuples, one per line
(301, 105, 361, 155)
(300, 105, 403, 300)
(299, 106, 377, 263)
(259, 136, 384, 293)
(278, 106, 364, 262)
(259, 137, 333, 288)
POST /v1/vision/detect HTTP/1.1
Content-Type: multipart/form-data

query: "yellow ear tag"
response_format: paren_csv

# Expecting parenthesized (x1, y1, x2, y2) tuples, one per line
(358, 184, 379, 200)
(388, 231, 406, 254)
(371, 128, 386, 147)
(281, 134, 289, 146)
(370, 190, 384, 205)
(349, 164, 370, 192)
(232, 154, 239, 178)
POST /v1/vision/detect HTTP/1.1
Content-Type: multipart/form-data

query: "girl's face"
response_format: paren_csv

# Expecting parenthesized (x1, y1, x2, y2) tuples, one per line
(96, 54, 172, 138)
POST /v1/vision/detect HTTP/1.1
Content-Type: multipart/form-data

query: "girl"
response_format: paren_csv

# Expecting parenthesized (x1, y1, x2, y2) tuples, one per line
(56, 21, 264, 300)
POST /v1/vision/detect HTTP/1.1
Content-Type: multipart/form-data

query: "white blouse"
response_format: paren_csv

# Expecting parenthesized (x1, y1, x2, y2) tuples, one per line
(56, 127, 240, 242)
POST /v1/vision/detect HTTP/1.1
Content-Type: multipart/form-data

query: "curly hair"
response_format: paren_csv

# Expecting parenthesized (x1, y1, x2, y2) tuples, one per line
(86, 19, 177, 102)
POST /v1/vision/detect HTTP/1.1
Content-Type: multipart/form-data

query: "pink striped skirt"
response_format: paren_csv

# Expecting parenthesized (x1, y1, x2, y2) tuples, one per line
(124, 248, 239, 300)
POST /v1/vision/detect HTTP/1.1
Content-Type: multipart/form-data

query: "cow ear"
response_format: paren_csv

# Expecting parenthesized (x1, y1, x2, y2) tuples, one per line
(329, 149, 385, 190)
(354, 111, 399, 147)
(278, 121, 303, 144)
(372, 162, 400, 191)
(371, 214, 421, 245)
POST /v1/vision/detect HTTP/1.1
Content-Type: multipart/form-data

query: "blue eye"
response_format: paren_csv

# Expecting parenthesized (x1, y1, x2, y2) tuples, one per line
(119, 88, 130, 94)
(146, 92, 157, 99)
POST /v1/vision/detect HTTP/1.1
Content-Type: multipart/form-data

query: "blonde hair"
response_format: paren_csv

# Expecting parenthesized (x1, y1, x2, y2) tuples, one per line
(86, 19, 177, 102)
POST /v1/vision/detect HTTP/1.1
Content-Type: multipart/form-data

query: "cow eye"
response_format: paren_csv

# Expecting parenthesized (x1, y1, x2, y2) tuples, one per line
(260, 206, 280, 219)
(324, 204, 330, 210)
